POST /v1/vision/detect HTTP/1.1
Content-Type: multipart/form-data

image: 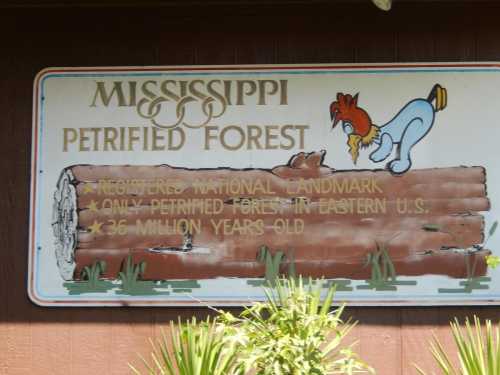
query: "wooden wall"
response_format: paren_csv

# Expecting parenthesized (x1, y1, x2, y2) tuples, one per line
(2, 2, 500, 374)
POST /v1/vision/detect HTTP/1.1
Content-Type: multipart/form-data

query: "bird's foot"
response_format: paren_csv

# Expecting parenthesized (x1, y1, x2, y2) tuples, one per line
(370, 148, 391, 163)
(369, 133, 393, 163)
(387, 159, 411, 174)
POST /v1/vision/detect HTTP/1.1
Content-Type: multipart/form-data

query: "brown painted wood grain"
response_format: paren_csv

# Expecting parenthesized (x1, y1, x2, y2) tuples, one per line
(2, 2, 500, 374)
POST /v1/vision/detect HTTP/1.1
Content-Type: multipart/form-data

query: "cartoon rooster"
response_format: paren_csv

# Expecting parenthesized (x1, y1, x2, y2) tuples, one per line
(329, 84, 447, 174)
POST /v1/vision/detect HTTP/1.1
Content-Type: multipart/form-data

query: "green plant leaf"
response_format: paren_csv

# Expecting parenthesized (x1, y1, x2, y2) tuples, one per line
(132, 276, 373, 375)
(416, 315, 500, 375)
(131, 317, 238, 375)
(486, 255, 500, 269)
(222, 277, 374, 375)
(320, 283, 336, 316)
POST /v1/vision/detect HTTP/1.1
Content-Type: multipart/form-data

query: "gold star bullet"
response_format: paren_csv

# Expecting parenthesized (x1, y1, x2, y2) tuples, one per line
(82, 184, 93, 194)
(87, 200, 99, 212)
(88, 220, 103, 234)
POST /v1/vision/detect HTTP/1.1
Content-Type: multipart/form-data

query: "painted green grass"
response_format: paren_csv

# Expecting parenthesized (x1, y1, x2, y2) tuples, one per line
(249, 246, 355, 290)
(157, 280, 202, 293)
(247, 245, 293, 287)
(357, 242, 417, 291)
(64, 259, 201, 296)
(64, 280, 115, 295)
(438, 277, 492, 294)
(323, 279, 354, 292)
(254, 245, 297, 286)
(116, 255, 164, 296)
(65, 279, 204, 296)
(63, 260, 115, 295)
(426, 221, 498, 294)
(63, 274, 114, 295)
(357, 280, 417, 291)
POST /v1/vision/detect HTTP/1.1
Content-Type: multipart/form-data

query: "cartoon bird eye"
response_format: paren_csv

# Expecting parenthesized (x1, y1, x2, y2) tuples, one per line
(343, 122, 353, 135)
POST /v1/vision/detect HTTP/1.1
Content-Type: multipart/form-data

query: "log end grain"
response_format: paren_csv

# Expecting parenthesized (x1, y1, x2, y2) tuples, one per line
(52, 168, 78, 280)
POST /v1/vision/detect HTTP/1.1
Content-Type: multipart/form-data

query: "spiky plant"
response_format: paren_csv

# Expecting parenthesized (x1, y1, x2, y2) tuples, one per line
(130, 317, 239, 375)
(220, 277, 374, 375)
(415, 316, 500, 375)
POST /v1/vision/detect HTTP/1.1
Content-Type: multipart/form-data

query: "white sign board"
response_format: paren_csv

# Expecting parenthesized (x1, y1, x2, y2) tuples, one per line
(29, 63, 500, 306)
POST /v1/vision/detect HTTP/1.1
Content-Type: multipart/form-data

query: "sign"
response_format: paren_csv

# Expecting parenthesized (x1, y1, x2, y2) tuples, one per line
(29, 63, 500, 306)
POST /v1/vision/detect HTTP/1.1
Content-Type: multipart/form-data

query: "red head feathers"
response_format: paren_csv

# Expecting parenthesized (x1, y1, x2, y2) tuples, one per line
(329, 93, 373, 137)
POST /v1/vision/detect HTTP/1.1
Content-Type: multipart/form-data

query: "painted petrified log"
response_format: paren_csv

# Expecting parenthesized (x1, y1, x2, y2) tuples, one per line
(52, 151, 491, 281)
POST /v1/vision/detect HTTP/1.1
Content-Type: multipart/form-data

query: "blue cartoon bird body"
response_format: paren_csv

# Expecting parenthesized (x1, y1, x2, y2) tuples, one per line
(329, 84, 447, 174)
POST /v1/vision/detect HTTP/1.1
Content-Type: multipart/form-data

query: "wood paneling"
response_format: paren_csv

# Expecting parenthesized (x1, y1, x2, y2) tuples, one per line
(2, 2, 500, 374)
